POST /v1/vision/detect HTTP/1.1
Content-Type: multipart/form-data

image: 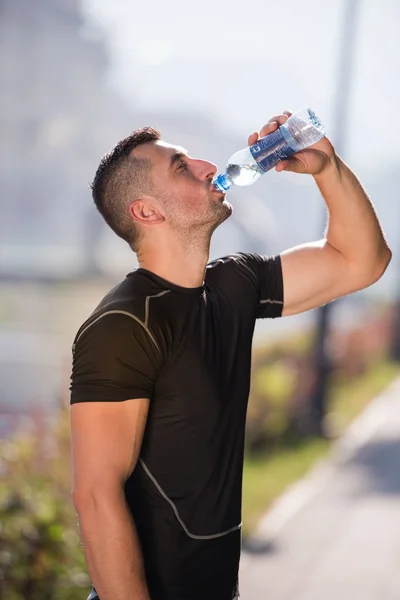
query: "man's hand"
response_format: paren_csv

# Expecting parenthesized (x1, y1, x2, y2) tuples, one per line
(248, 111, 335, 176)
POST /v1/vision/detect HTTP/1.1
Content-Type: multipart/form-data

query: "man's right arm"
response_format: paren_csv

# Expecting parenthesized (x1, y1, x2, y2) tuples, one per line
(71, 397, 151, 600)
(70, 313, 161, 600)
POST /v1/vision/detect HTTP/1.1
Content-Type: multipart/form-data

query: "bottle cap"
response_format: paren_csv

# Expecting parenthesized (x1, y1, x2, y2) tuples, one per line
(212, 174, 232, 192)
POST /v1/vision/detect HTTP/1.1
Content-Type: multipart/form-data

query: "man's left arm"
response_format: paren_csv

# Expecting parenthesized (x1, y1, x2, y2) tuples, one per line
(249, 114, 392, 317)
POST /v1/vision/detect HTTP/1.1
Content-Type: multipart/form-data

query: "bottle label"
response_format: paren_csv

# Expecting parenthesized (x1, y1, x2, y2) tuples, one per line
(250, 129, 294, 172)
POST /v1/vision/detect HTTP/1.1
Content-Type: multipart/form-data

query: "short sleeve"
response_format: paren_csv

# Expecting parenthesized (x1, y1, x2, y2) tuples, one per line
(240, 253, 284, 318)
(208, 253, 284, 319)
(70, 313, 162, 404)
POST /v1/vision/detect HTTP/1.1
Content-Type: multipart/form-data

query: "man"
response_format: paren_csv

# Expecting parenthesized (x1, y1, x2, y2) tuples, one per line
(70, 112, 391, 600)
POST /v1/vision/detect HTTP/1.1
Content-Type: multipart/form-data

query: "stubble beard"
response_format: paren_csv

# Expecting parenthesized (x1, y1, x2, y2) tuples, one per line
(188, 197, 232, 250)
(164, 191, 232, 251)
(208, 197, 232, 233)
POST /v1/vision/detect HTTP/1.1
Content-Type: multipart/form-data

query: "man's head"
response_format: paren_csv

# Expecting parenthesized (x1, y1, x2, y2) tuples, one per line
(91, 127, 231, 252)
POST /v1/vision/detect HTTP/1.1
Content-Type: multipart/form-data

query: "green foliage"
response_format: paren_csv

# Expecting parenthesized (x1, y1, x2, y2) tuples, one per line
(246, 357, 299, 449)
(242, 437, 329, 534)
(0, 408, 89, 600)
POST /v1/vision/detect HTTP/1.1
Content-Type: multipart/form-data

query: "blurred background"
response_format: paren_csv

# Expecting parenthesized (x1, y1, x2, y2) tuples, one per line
(0, 0, 399, 598)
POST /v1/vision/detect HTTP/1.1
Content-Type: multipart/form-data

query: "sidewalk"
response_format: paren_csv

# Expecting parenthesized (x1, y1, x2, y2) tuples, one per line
(239, 375, 400, 600)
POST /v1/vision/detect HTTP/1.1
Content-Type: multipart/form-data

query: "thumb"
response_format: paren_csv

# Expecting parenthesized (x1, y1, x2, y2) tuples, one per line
(275, 160, 290, 173)
(275, 157, 305, 174)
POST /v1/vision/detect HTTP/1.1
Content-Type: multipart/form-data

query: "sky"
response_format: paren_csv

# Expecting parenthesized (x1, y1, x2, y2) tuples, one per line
(82, 0, 400, 174)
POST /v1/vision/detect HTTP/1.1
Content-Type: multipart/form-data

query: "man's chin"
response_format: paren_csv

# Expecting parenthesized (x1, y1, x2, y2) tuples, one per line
(210, 200, 232, 232)
(220, 198, 233, 220)
(223, 199, 233, 214)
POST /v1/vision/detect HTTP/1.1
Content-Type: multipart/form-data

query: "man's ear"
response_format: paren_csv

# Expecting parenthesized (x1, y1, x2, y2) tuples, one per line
(129, 197, 165, 226)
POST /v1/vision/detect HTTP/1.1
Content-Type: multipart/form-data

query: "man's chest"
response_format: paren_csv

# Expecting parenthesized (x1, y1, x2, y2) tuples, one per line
(150, 298, 254, 420)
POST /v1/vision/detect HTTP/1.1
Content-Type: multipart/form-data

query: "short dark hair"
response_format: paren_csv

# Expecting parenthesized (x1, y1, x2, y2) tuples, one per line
(91, 127, 161, 250)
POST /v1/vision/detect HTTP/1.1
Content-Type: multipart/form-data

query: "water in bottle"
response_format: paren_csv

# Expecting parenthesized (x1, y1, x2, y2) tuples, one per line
(213, 108, 325, 192)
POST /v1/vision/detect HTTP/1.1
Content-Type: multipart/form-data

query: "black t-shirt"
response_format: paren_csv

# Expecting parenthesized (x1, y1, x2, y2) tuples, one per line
(70, 253, 284, 600)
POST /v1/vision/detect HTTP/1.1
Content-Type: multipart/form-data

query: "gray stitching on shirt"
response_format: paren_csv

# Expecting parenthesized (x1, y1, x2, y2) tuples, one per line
(73, 310, 160, 353)
(259, 298, 284, 305)
(139, 458, 242, 540)
(207, 256, 237, 269)
(72, 291, 170, 355)
(145, 290, 170, 328)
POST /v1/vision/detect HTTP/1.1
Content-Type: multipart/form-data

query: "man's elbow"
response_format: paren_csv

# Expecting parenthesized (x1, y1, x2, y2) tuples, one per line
(370, 246, 392, 283)
(356, 246, 392, 289)
(72, 483, 124, 515)
(72, 487, 96, 514)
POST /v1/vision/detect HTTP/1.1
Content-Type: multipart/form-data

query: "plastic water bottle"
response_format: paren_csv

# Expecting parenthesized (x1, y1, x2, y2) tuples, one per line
(213, 107, 325, 192)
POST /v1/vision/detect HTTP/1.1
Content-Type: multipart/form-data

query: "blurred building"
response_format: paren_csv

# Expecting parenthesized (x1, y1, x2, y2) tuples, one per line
(0, 0, 133, 278)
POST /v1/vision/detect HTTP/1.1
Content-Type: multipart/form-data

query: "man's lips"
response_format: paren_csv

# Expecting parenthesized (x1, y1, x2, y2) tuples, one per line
(207, 179, 226, 198)
(210, 185, 225, 196)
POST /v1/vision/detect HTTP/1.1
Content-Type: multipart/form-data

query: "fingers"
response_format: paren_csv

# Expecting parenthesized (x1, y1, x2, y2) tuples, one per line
(249, 110, 293, 146)
(268, 114, 289, 126)
(247, 132, 259, 146)
(259, 120, 279, 139)
(259, 111, 291, 139)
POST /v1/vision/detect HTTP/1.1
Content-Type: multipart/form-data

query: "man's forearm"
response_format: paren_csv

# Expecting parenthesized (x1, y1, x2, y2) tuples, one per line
(76, 491, 150, 600)
(314, 154, 391, 275)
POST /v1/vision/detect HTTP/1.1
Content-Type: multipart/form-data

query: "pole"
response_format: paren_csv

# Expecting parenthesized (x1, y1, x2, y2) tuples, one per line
(391, 311, 400, 361)
(309, 0, 361, 435)
(390, 258, 400, 360)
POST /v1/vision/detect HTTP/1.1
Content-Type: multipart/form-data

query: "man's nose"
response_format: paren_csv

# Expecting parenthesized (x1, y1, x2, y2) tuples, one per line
(193, 159, 217, 181)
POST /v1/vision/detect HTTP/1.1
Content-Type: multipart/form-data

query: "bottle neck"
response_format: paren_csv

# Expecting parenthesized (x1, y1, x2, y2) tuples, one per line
(212, 173, 233, 192)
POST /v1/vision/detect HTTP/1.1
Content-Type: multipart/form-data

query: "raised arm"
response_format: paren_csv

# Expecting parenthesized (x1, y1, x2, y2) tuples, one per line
(248, 114, 391, 317)
(71, 398, 150, 600)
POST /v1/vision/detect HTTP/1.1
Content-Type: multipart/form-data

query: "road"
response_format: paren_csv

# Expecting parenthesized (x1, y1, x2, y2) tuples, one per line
(239, 376, 400, 600)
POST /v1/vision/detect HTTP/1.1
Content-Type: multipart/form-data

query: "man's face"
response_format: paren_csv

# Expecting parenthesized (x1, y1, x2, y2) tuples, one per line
(133, 140, 232, 236)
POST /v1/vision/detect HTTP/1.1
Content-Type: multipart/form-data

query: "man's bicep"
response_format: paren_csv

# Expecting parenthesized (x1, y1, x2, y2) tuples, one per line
(280, 240, 360, 316)
(71, 397, 150, 505)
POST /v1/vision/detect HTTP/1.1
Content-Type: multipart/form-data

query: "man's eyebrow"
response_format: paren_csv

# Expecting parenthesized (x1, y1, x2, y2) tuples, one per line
(170, 150, 189, 168)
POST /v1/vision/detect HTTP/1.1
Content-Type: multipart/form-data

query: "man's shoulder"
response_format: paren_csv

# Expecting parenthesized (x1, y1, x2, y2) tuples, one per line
(89, 271, 152, 318)
(206, 253, 257, 284)
(72, 270, 165, 349)
(206, 253, 247, 273)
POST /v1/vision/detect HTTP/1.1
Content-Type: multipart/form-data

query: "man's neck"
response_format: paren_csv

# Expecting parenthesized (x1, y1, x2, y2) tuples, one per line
(137, 236, 210, 289)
